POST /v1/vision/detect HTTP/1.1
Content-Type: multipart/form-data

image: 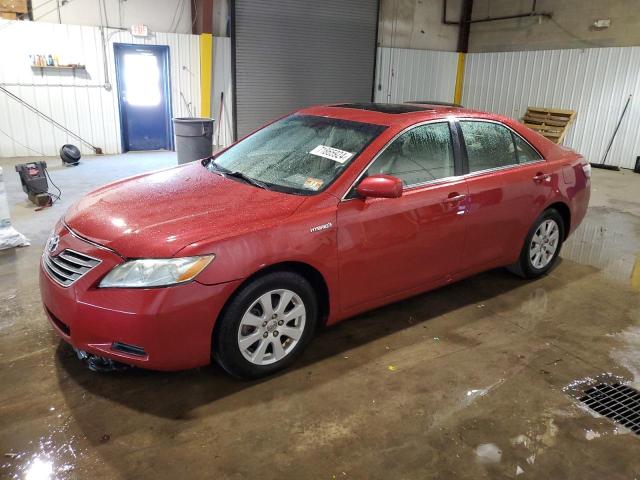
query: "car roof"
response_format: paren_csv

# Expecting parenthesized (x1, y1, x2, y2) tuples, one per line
(296, 102, 560, 159)
(297, 102, 488, 127)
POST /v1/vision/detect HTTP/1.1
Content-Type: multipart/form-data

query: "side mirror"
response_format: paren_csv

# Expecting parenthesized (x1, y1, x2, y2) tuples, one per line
(355, 174, 403, 199)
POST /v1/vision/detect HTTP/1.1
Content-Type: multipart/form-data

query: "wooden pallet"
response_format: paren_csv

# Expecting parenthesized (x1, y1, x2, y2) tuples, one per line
(0, 0, 27, 14)
(522, 106, 576, 144)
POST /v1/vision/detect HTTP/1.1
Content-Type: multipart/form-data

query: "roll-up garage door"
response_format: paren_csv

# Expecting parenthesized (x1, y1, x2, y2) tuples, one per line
(233, 0, 379, 139)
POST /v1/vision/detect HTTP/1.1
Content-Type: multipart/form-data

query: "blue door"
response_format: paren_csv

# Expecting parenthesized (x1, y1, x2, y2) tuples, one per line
(114, 43, 173, 152)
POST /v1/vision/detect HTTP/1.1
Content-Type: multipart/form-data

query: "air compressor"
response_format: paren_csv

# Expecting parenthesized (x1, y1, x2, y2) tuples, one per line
(14, 161, 51, 206)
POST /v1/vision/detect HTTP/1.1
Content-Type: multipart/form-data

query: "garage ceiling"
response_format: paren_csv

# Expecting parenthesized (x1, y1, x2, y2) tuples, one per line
(233, 0, 379, 139)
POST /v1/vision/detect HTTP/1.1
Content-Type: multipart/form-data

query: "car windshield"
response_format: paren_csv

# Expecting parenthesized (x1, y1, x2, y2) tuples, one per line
(207, 114, 385, 195)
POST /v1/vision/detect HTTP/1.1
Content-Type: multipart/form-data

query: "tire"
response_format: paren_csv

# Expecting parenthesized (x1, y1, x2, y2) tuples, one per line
(508, 208, 565, 279)
(213, 271, 318, 379)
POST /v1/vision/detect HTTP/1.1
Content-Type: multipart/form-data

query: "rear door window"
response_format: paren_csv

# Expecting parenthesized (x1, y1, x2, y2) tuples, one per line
(460, 121, 517, 173)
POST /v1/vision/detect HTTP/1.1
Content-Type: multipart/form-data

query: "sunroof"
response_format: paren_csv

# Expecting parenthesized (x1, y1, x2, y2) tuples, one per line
(406, 100, 462, 107)
(334, 103, 431, 114)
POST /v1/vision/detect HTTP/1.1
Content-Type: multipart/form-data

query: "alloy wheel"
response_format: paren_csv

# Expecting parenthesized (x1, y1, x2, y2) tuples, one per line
(237, 289, 306, 365)
(529, 219, 560, 269)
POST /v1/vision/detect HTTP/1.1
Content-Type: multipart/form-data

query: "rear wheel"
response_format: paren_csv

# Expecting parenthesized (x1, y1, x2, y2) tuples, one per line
(213, 271, 317, 379)
(509, 209, 564, 278)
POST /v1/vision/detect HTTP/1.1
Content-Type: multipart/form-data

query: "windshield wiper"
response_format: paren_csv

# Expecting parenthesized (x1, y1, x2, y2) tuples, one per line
(222, 170, 268, 190)
(204, 157, 268, 190)
(204, 157, 223, 172)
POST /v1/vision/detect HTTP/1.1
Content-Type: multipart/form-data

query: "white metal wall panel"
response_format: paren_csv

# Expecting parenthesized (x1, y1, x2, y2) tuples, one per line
(212, 37, 233, 147)
(234, 0, 378, 138)
(0, 19, 201, 157)
(462, 47, 640, 169)
(374, 47, 458, 104)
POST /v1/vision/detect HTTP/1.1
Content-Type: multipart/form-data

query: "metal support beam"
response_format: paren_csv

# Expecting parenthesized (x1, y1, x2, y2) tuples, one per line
(457, 0, 472, 53)
(192, 0, 214, 34)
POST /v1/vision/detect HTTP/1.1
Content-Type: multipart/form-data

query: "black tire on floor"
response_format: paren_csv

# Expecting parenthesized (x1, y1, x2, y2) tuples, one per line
(508, 208, 565, 279)
(213, 271, 318, 379)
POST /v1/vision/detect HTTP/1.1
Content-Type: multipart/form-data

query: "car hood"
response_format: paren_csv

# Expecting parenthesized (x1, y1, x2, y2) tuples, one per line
(64, 162, 306, 258)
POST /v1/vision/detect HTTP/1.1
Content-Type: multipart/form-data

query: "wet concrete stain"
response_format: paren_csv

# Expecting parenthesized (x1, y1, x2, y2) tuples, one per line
(1, 155, 640, 478)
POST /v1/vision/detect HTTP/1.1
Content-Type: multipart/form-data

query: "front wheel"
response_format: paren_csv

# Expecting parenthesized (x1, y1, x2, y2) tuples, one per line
(509, 209, 565, 278)
(213, 271, 317, 379)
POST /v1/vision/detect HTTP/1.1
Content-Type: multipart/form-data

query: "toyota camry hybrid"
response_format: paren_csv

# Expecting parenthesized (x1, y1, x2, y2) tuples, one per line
(40, 103, 590, 378)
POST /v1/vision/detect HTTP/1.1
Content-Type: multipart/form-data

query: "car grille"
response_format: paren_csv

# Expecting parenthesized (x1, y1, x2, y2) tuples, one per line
(43, 249, 101, 287)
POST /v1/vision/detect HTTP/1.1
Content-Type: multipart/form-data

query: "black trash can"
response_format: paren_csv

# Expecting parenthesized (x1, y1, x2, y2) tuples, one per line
(173, 117, 214, 164)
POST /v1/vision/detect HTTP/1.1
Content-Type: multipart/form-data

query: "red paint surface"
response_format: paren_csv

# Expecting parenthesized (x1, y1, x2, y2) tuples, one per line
(41, 105, 590, 370)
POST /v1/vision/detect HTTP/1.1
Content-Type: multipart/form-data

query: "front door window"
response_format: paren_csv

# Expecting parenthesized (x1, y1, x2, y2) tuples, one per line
(366, 122, 455, 186)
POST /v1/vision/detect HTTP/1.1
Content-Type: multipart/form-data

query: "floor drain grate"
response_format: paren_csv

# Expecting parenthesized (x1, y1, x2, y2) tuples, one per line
(579, 383, 640, 435)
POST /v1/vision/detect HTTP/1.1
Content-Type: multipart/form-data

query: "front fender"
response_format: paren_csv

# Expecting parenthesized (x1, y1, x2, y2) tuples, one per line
(178, 204, 340, 312)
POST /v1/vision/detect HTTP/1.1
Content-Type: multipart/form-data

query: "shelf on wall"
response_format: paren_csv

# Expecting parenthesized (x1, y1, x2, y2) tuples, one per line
(30, 65, 87, 78)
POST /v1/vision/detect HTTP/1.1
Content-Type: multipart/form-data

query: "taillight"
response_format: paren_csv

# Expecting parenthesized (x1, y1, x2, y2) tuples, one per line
(582, 163, 591, 178)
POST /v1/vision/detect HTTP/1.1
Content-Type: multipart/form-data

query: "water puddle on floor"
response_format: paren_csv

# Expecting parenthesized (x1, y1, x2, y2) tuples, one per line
(509, 411, 559, 467)
(562, 207, 640, 291)
(3, 449, 76, 480)
(463, 379, 505, 406)
(1, 418, 81, 480)
(475, 443, 502, 464)
(559, 206, 640, 439)
(608, 326, 640, 389)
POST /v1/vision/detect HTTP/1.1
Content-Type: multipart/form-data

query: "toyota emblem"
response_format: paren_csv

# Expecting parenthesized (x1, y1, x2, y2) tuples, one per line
(47, 234, 60, 254)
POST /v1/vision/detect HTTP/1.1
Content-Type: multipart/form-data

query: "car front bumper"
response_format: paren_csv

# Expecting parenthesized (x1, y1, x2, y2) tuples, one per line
(39, 225, 241, 371)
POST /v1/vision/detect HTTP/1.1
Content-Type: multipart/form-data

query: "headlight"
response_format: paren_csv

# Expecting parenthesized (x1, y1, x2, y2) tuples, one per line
(99, 255, 215, 288)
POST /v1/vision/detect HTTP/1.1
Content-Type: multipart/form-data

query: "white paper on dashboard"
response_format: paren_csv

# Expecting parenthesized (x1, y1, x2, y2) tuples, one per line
(309, 145, 353, 164)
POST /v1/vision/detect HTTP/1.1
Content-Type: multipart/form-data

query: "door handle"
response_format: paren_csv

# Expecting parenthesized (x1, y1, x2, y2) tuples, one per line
(533, 172, 551, 183)
(443, 193, 467, 204)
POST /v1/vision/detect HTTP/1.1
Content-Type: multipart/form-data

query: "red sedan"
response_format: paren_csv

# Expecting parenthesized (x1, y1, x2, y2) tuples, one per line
(40, 103, 590, 378)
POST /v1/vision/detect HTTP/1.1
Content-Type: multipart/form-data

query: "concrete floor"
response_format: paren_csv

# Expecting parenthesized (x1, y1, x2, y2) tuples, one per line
(1, 152, 639, 479)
